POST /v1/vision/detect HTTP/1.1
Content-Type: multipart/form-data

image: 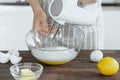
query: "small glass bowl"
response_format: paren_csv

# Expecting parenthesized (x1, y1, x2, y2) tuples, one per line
(9, 62, 43, 80)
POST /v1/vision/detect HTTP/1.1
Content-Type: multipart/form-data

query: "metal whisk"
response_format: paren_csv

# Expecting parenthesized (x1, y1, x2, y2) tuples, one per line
(43, 22, 63, 48)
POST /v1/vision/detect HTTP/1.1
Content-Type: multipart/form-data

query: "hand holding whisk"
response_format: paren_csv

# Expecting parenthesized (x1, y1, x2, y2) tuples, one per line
(33, 21, 63, 48)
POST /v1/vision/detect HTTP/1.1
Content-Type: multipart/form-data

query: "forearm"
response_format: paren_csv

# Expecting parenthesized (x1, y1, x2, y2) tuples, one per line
(28, 0, 42, 15)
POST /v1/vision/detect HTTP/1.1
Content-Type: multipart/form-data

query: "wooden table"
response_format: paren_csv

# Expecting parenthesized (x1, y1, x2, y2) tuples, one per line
(0, 50, 120, 80)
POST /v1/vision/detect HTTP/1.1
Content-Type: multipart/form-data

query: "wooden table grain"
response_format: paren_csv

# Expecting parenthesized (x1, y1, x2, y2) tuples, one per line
(0, 50, 120, 80)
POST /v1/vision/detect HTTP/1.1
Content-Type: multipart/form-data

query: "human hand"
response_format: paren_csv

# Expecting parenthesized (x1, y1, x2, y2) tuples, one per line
(29, 0, 57, 36)
(33, 10, 49, 36)
(33, 10, 57, 36)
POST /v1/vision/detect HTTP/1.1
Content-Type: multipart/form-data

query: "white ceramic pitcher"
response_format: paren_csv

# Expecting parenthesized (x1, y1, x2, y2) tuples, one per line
(49, 0, 99, 25)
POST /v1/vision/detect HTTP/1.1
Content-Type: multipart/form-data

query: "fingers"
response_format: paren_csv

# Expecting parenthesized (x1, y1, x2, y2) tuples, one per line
(79, 0, 97, 4)
(40, 25, 57, 36)
(41, 19, 49, 32)
(39, 28, 49, 36)
(36, 25, 49, 36)
(35, 24, 57, 36)
(33, 13, 57, 36)
(33, 19, 49, 36)
(50, 26, 57, 34)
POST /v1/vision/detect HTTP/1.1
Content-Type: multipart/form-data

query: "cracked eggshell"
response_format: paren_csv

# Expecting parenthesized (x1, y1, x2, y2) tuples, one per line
(0, 52, 10, 63)
(90, 50, 103, 62)
(7, 49, 19, 57)
(10, 55, 22, 64)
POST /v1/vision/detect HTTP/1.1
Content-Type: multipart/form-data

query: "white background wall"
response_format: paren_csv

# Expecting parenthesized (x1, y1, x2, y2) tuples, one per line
(0, 6, 33, 50)
(0, 6, 120, 50)
(103, 6, 120, 50)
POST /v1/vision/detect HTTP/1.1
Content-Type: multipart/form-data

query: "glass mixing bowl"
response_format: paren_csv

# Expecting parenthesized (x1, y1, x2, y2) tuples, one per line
(10, 62, 43, 80)
(25, 24, 85, 65)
